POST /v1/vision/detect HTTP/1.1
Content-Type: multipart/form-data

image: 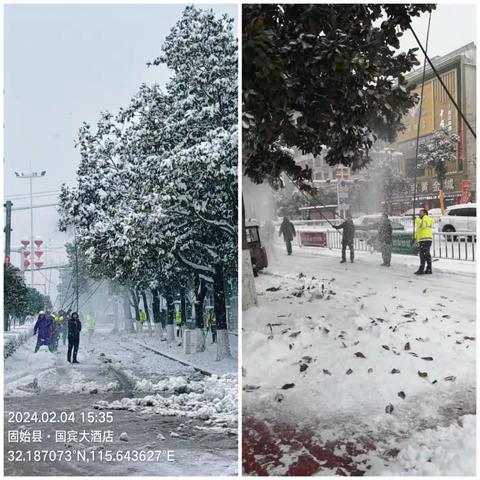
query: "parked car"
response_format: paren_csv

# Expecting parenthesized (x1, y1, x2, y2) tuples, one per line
(352, 214, 405, 246)
(353, 214, 405, 231)
(245, 220, 268, 275)
(437, 203, 476, 234)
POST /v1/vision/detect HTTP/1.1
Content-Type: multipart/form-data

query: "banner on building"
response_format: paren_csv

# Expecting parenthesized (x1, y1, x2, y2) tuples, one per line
(461, 180, 471, 203)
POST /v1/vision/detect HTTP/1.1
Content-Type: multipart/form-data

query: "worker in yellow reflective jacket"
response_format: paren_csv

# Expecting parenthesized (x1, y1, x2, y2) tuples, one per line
(414, 209, 434, 275)
(175, 310, 182, 338)
(85, 313, 96, 343)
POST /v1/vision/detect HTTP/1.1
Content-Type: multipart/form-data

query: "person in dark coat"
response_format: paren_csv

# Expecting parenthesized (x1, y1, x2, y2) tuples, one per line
(334, 213, 355, 263)
(34, 311, 53, 352)
(67, 312, 82, 364)
(377, 213, 393, 267)
(279, 217, 296, 255)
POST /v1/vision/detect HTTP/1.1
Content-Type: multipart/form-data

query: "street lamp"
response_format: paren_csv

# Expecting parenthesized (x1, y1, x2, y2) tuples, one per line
(15, 170, 47, 286)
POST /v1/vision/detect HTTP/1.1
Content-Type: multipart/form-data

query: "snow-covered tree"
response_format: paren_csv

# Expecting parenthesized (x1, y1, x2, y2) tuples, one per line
(58, 6, 237, 357)
(418, 126, 459, 191)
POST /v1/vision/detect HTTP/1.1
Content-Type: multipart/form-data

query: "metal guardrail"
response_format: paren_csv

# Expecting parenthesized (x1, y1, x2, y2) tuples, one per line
(324, 229, 476, 261)
(432, 231, 476, 261)
(292, 229, 476, 262)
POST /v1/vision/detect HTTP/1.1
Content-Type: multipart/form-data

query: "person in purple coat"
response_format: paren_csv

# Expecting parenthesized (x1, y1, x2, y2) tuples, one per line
(33, 311, 53, 353)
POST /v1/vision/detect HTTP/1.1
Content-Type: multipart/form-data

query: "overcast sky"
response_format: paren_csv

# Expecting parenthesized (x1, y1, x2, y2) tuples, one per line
(3, 3, 475, 299)
(4, 3, 237, 298)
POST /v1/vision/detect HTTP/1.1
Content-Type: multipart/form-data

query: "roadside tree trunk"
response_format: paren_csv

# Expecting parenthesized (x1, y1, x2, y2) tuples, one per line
(194, 274, 207, 352)
(165, 289, 175, 343)
(213, 265, 231, 360)
(142, 290, 152, 335)
(122, 293, 135, 333)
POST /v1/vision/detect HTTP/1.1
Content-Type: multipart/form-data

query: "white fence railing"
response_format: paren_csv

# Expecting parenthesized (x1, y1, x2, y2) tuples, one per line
(432, 231, 476, 261)
(289, 229, 476, 262)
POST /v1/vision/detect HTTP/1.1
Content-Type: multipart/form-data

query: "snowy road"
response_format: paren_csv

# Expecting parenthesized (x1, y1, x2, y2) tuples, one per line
(243, 247, 475, 476)
(5, 328, 237, 476)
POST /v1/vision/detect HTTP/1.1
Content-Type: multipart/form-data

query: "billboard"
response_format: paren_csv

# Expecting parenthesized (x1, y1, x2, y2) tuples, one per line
(397, 67, 459, 143)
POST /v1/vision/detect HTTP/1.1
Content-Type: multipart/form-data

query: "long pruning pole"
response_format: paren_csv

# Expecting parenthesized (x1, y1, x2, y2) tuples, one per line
(412, 12, 432, 236)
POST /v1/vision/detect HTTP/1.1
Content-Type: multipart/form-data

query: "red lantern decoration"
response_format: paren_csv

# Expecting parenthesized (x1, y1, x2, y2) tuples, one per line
(34, 261, 44, 268)
(34, 239, 43, 247)
(21, 239, 30, 247)
(23, 250, 31, 257)
(24, 259, 31, 268)
(35, 251, 43, 258)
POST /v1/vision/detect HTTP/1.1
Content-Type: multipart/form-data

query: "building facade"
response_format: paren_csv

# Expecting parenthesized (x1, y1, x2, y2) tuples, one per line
(391, 42, 476, 212)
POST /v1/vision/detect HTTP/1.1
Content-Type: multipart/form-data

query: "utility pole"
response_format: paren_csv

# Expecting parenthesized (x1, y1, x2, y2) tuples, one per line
(4, 200, 13, 264)
(75, 228, 79, 313)
(14, 170, 47, 286)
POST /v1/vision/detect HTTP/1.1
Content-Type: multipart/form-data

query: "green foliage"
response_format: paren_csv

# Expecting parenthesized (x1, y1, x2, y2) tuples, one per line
(243, 3, 435, 188)
(4, 264, 51, 322)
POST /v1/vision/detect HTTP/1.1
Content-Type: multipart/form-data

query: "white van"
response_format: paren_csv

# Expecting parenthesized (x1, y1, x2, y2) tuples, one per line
(437, 203, 476, 233)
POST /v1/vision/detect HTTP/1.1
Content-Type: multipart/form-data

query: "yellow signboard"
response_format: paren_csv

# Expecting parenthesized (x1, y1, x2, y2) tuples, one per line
(396, 68, 458, 143)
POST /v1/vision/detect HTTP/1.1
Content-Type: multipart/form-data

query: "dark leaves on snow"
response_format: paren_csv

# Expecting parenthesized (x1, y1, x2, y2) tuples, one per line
(323, 369, 332, 375)
(390, 368, 400, 374)
(398, 391, 406, 399)
(281, 383, 295, 390)
(385, 403, 394, 414)
(354, 352, 366, 358)
(346, 368, 353, 375)
(382, 345, 390, 351)
(418, 371, 428, 378)
(404, 342, 410, 351)
(444, 376, 456, 382)
(300, 363, 308, 372)
(421, 356, 434, 361)
(266, 286, 281, 292)
(289, 331, 301, 338)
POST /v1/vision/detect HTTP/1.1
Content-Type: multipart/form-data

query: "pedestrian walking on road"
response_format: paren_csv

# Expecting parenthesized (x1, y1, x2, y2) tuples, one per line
(57, 310, 68, 346)
(138, 309, 146, 333)
(279, 217, 296, 255)
(208, 308, 217, 344)
(85, 312, 96, 343)
(377, 213, 393, 267)
(67, 312, 82, 364)
(414, 209, 434, 275)
(50, 312, 62, 352)
(334, 213, 355, 263)
(33, 311, 53, 353)
(175, 309, 183, 338)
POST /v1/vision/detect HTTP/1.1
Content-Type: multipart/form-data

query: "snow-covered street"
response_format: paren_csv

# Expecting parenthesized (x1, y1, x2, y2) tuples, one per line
(243, 247, 475, 476)
(4, 327, 237, 476)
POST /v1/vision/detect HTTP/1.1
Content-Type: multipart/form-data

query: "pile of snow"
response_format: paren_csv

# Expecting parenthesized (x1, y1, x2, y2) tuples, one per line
(4, 325, 34, 359)
(95, 373, 237, 428)
(366, 415, 476, 475)
(134, 376, 194, 394)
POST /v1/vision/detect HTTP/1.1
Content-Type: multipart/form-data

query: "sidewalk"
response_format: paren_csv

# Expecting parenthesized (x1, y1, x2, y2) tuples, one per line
(134, 330, 238, 376)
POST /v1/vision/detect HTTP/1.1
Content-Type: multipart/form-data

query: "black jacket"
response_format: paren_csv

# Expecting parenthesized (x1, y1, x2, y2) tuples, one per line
(335, 219, 355, 242)
(68, 318, 82, 338)
(279, 220, 296, 242)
